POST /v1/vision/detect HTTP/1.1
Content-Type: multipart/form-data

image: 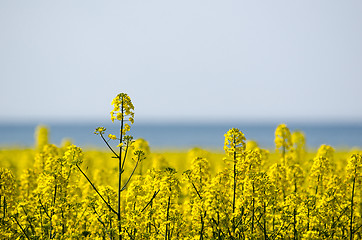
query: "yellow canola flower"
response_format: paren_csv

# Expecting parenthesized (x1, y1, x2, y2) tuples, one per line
(94, 127, 106, 135)
(133, 138, 150, 155)
(34, 125, 49, 151)
(292, 130, 305, 148)
(110, 93, 135, 123)
(110, 93, 135, 137)
(346, 153, 362, 181)
(0, 168, 15, 197)
(121, 123, 131, 135)
(224, 128, 246, 157)
(274, 123, 292, 151)
(108, 134, 117, 140)
(63, 145, 84, 166)
(316, 144, 334, 160)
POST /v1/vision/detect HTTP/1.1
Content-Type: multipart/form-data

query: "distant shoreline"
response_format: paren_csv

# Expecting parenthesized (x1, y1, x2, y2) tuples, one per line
(1, 122, 361, 151)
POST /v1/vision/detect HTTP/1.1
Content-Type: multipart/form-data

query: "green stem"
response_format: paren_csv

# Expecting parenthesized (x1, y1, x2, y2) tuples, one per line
(13, 215, 31, 240)
(0, 193, 2, 220)
(283, 144, 286, 166)
(100, 133, 119, 158)
(92, 205, 113, 240)
(3, 196, 5, 220)
(140, 190, 160, 213)
(199, 211, 205, 240)
(76, 164, 117, 215)
(294, 176, 297, 240)
(307, 207, 310, 231)
(232, 143, 237, 233)
(350, 173, 356, 240)
(165, 195, 171, 240)
(49, 183, 57, 239)
(251, 181, 255, 234)
(121, 141, 130, 172)
(263, 200, 267, 240)
(118, 98, 124, 240)
(21, 205, 35, 235)
(121, 158, 140, 192)
(293, 208, 297, 240)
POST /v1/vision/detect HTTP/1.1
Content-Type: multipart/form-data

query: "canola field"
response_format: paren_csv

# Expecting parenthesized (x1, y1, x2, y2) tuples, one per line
(0, 93, 361, 240)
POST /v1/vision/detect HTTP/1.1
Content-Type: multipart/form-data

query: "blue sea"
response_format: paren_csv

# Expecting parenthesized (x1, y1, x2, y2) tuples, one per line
(0, 122, 361, 151)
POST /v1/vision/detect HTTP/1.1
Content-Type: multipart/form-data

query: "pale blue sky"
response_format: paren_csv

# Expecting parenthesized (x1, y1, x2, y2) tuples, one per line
(1, 1, 361, 124)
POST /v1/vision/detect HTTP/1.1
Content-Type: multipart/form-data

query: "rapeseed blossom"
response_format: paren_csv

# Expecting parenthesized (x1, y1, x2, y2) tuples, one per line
(94, 127, 106, 135)
(108, 134, 117, 140)
(110, 93, 134, 124)
(274, 124, 292, 149)
(224, 128, 246, 158)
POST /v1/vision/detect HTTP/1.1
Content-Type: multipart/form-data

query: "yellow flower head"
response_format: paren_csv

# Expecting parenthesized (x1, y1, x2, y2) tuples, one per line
(346, 153, 362, 181)
(110, 93, 135, 124)
(108, 134, 117, 140)
(316, 144, 334, 160)
(35, 125, 49, 151)
(224, 128, 246, 157)
(121, 123, 131, 135)
(274, 123, 292, 151)
(292, 130, 305, 148)
(133, 149, 146, 162)
(133, 138, 150, 156)
(94, 127, 106, 135)
(63, 145, 84, 166)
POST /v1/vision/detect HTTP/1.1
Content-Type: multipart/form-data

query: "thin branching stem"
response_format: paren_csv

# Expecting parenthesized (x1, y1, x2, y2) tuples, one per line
(21, 205, 35, 235)
(141, 190, 160, 213)
(12, 215, 31, 240)
(232, 138, 237, 234)
(191, 181, 203, 200)
(185, 173, 203, 200)
(121, 142, 130, 172)
(100, 133, 119, 158)
(118, 98, 124, 240)
(38, 199, 51, 219)
(350, 171, 356, 240)
(251, 181, 255, 234)
(121, 159, 140, 192)
(92, 205, 113, 240)
(165, 195, 171, 240)
(76, 164, 117, 215)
